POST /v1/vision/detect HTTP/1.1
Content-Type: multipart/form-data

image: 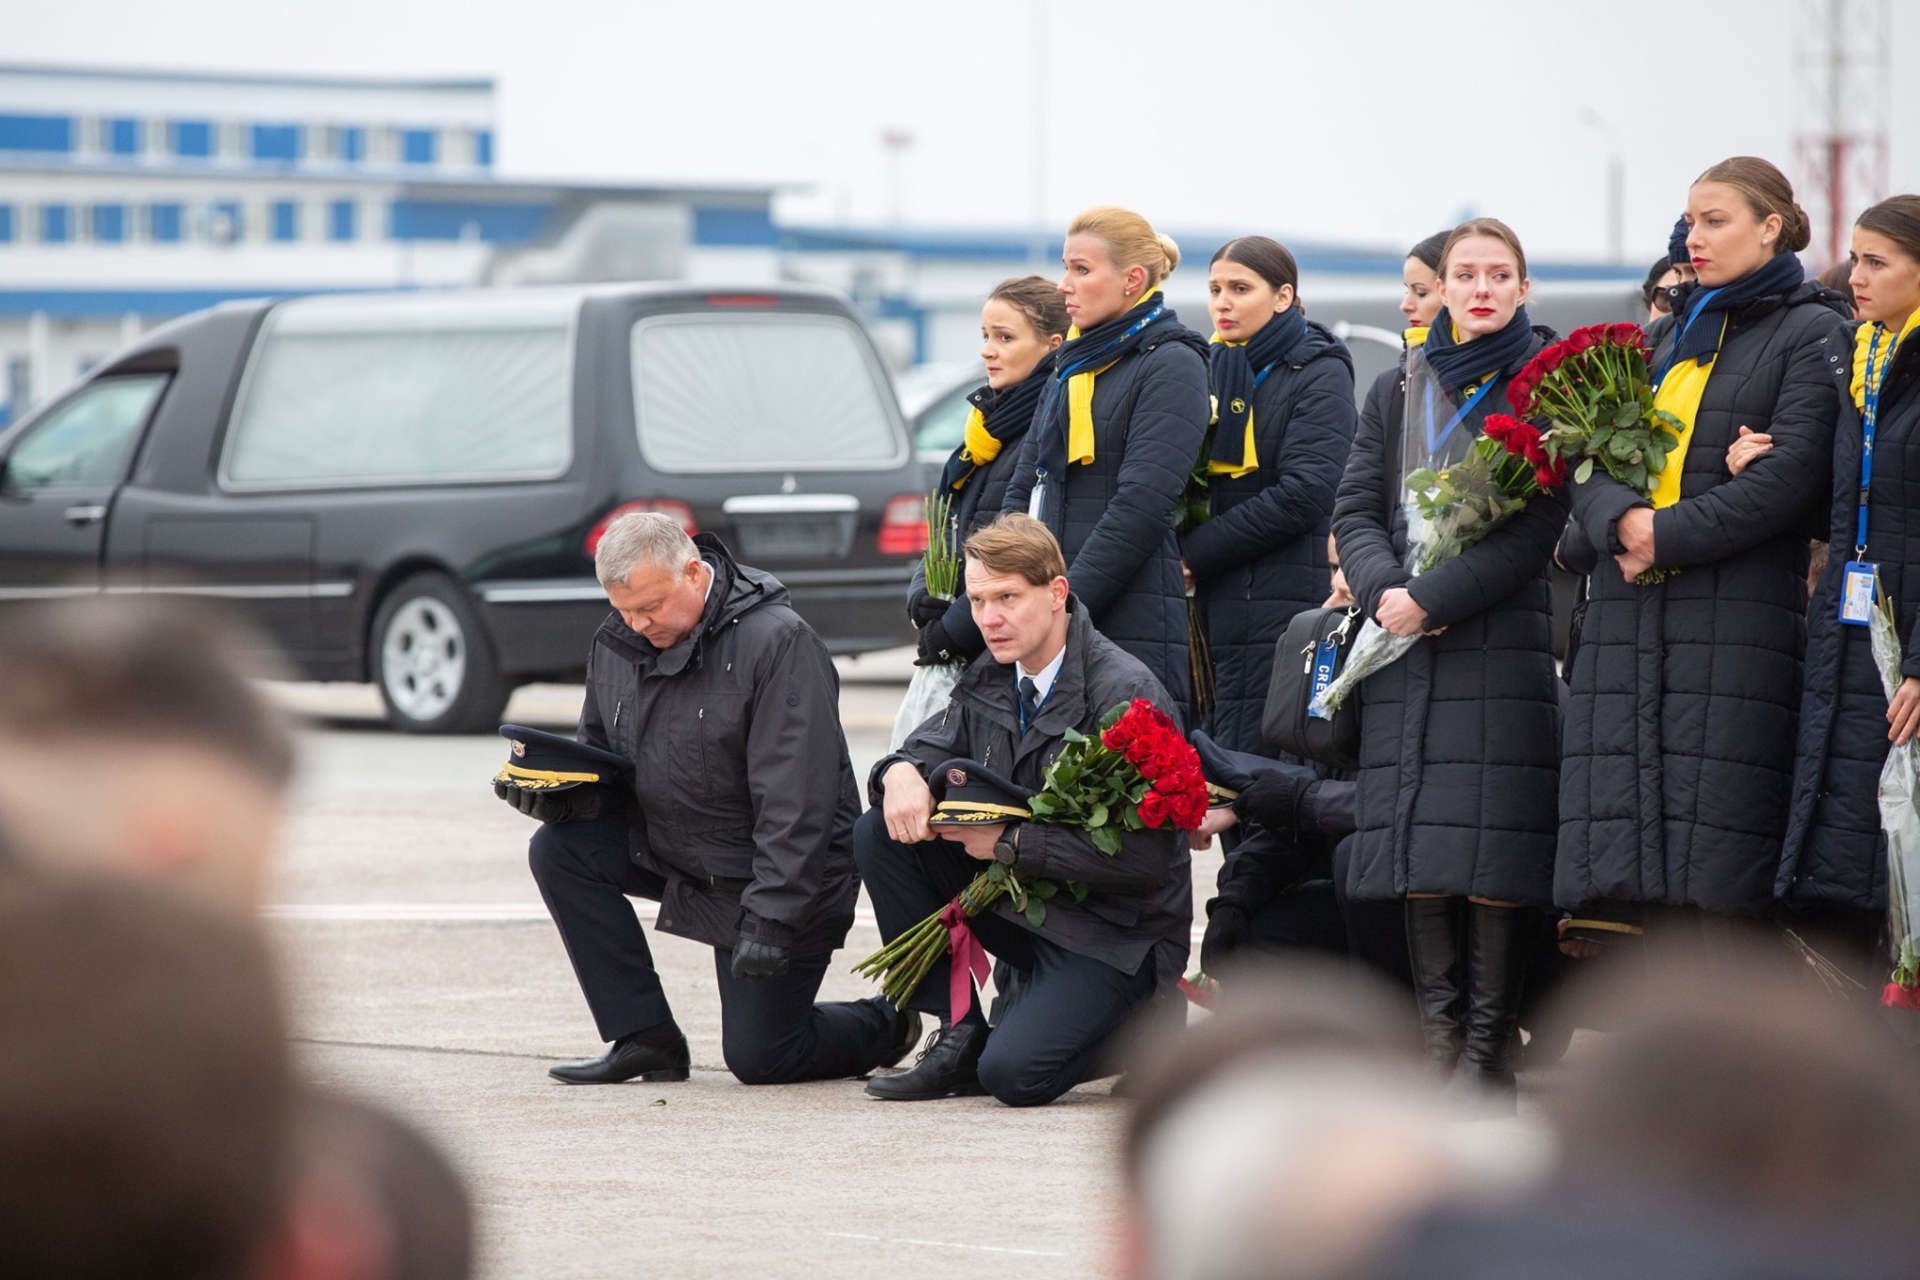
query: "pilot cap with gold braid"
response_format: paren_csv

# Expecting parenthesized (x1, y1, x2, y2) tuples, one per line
(494, 724, 631, 792)
(927, 757, 1035, 828)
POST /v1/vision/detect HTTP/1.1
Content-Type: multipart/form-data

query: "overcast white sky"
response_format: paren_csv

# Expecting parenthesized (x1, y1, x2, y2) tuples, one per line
(13, 0, 1919, 263)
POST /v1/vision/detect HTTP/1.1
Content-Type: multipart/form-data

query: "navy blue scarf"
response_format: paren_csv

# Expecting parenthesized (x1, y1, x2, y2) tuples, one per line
(937, 361, 1050, 496)
(1660, 251, 1806, 376)
(1421, 306, 1535, 394)
(1207, 304, 1308, 472)
(1029, 293, 1204, 509)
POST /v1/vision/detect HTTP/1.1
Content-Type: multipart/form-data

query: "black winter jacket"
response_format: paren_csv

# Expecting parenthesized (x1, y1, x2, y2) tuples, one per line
(1557, 284, 1850, 914)
(1184, 320, 1357, 751)
(1002, 337, 1211, 722)
(872, 602, 1192, 984)
(1334, 339, 1568, 905)
(580, 535, 862, 954)
(1780, 329, 1919, 913)
(909, 386, 1039, 659)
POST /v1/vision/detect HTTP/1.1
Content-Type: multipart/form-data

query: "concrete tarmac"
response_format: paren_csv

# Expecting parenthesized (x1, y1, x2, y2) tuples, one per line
(267, 650, 1224, 1280)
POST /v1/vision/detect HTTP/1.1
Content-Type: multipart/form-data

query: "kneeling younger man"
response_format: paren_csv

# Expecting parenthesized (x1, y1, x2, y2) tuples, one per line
(858, 514, 1193, 1106)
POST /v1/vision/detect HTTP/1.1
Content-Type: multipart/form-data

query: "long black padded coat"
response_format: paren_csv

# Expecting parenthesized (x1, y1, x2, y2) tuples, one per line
(1779, 329, 1914, 914)
(1556, 282, 1850, 915)
(1002, 336, 1211, 724)
(1333, 333, 1568, 905)
(909, 400, 1034, 658)
(1184, 320, 1357, 751)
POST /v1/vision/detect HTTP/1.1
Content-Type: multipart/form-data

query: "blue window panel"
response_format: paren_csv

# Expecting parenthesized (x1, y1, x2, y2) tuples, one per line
(148, 203, 183, 242)
(170, 120, 213, 157)
(90, 204, 126, 243)
(401, 129, 436, 165)
(387, 199, 550, 243)
(108, 118, 141, 155)
(271, 200, 299, 242)
(328, 199, 356, 242)
(0, 114, 74, 153)
(474, 129, 493, 167)
(40, 205, 71, 243)
(340, 127, 365, 164)
(212, 201, 244, 241)
(0, 206, 11, 242)
(251, 124, 301, 163)
(692, 205, 778, 247)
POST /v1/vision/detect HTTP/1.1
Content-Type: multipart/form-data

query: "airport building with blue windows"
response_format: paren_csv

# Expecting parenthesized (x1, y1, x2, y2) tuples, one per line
(0, 62, 1638, 426)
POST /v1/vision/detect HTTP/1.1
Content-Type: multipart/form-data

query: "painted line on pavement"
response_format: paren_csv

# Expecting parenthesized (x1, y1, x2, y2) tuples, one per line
(819, 1231, 1066, 1259)
(267, 902, 1211, 944)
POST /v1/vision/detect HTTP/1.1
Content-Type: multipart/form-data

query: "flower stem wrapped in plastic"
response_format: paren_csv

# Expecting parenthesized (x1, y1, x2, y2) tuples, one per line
(889, 491, 965, 749)
(1869, 577, 1920, 1010)
(1311, 346, 1555, 717)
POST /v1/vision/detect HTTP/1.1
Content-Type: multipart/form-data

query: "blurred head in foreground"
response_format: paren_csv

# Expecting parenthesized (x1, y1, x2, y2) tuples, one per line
(275, 1089, 474, 1280)
(0, 597, 294, 908)
(1118, 959, 1548, 1280)
(0, 870, 292, 1280)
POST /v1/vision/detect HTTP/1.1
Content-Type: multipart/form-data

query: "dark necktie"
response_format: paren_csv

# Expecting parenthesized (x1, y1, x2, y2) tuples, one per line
(1018, 676, 1040, 733)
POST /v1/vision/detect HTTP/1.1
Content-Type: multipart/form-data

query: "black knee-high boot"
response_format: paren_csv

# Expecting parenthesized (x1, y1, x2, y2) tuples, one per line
(1404, 897, 1466, 1071)
(1461, 902, 1532, 1090)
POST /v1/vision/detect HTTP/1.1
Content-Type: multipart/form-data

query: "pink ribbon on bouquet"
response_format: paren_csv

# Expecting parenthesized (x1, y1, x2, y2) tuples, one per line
(940, 897, 992, 1025)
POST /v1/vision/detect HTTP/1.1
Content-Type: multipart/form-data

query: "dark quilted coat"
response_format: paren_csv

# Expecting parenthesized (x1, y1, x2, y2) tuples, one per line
(1184, 320, 1357, 751)
(1002, 336, 1211, 723)
(1334, 335, 1568, 905)
(1780, 330, 1916, 913)
(1556, 283, 1850, 915)
(909, 401, 1034, 656)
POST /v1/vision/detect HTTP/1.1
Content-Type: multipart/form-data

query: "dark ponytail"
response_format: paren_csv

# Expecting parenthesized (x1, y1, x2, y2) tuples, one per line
(1408, 230, 1451, 273)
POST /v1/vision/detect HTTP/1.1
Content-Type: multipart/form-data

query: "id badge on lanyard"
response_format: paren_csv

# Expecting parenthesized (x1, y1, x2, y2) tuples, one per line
(1842, 329, 1890, 627)
(1306, 638, 1342, 719)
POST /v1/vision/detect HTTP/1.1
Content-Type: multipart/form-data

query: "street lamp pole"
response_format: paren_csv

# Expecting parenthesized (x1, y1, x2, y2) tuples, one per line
(1579, 107, 1626, 263)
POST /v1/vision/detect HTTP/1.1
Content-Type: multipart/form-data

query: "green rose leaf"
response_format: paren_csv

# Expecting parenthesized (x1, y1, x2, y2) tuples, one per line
(1090, 824, 1123, 857)
(1031, 879, 1058, 899)
(1575, 458, 1595, 484)
(1023, 900, 1047, 928)
(1068, 880, 1090, 902)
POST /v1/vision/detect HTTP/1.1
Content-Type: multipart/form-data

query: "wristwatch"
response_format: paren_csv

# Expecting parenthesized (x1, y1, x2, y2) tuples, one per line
(992, 824, 1021, 866)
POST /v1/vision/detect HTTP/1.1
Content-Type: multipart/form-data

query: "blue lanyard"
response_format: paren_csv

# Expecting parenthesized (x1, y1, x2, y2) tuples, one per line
(1857, 327, 1892, 557)
(1652, 286, 1725, 388)
(1057, 300, 1164, 381)
(1422, 376, 1499, 455)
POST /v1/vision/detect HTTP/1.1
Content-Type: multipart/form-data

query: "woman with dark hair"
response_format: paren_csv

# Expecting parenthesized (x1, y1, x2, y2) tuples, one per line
(1002, 207, 1211, 721)
(909, 276, 1067, 666)
(1402, 230, 1450, 338)
(1774, 195, 1920, 973)
(1334, 218, 1565, 1094)
(1181, 236, 1356, 751)
(1557, 157, 1851, 940)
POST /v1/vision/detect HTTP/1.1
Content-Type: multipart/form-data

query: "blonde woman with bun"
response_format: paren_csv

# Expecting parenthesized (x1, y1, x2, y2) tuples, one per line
(1002, 206, 1212, 722)
(1557, 156, 1851, 939)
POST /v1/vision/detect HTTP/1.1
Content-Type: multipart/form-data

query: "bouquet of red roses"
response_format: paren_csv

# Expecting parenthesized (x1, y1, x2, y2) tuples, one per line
(1310, 412, 1554, 716)
(854, 699, 1208, 1014)
(1509, 322, 1682, 584)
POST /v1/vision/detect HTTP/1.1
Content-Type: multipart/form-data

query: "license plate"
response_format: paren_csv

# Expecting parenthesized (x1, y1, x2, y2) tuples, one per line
(731, 515, 854, 560)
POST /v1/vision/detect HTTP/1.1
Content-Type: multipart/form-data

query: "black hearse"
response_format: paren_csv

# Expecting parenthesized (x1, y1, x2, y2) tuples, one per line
(0, 284, 926, 731)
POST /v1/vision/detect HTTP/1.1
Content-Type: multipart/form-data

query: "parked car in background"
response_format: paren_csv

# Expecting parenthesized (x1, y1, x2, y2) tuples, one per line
(894, 360, 980, 472)
(0, 283, 924, 733)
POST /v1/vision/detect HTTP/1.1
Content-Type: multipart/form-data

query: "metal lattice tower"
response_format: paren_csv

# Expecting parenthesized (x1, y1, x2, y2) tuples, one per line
(1794, 0, 1892, 267)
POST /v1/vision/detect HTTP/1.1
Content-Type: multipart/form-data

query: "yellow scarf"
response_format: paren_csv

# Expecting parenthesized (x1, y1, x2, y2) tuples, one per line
(1204, 333, 1260, 478)
(1851, 310, 1920, 411)
(1404, 324, 1431, 349)
(1649, 316, 1726, 508)
(1065, 290, 1160, 467)
(952, 408, 1001, 489)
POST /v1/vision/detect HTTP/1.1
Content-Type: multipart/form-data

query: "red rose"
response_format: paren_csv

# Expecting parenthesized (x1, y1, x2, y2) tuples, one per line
(1535, 457, 1567, 489)
(1883, 981, 1920, 1012)
(1138, 791, 1170, 828)
(1608, 322, 1645, 348)
(1537, 346, 1567, 374)
(1507, 375, 1536, 415)
(1125, 740, 1153, 768)
(1567, 328, 1597, 354)
(1178, 795, 1209, 829)
(1154, 774, 1184, 795)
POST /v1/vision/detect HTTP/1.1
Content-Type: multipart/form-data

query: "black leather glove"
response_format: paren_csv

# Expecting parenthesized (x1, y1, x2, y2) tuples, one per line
(909, 591, 950, 628)
(730, 937, 791, 980)
(1232, 771, 1315, 836)
(492, 779, 605, 824)
(914, 617, 957, 667)
(1200, 899, 1251, 976)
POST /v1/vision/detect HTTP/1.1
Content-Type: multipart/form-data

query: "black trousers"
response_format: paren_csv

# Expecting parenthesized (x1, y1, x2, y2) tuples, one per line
(851, 809, 1156, 1107)
(527, 815, 897, 1085)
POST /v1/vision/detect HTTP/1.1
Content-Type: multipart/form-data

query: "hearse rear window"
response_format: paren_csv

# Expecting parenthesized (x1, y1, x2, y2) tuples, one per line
(631, 313, 903, 472)
(222, 296, 574, 488)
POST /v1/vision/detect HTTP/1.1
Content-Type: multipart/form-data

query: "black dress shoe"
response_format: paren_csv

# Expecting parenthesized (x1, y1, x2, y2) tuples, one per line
(873, 1000, 925, 1072)
(548, 1022, 691, 1085)
(865, 1021, 988, 1100)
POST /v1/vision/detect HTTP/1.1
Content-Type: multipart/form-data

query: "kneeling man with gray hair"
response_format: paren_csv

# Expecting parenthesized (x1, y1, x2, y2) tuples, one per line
(512, 512, 918, 1085)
